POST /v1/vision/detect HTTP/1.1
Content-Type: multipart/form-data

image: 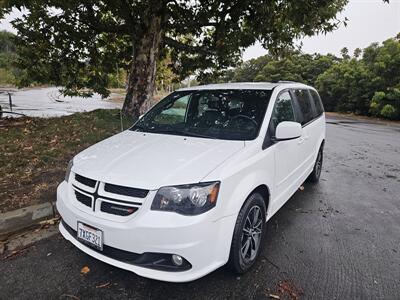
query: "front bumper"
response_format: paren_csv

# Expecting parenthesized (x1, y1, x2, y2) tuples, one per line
(57, 181, 236, 282)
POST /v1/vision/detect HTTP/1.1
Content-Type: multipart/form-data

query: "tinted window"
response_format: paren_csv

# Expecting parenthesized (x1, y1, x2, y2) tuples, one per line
(293, 89, 314, 125)
(270, 91, 295, 128)
(309, 90, 324, 117)
(132, 89, 272, 140)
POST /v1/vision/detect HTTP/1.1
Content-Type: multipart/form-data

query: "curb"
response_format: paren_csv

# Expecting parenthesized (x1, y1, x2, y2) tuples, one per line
(0, 201, 58, 237)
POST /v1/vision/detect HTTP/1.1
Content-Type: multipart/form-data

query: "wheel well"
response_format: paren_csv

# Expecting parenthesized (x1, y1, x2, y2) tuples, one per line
(251, 185, 270, 213)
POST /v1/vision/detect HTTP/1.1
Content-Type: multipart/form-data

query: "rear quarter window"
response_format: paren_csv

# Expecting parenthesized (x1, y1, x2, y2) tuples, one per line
(310, 90, 324, 117)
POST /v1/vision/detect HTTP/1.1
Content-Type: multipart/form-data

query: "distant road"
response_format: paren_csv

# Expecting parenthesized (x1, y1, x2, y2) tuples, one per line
(0, 87, 121, 118)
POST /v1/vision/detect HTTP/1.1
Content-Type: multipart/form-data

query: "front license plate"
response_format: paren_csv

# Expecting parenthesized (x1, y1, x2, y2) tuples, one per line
(77, 222, 103, 251)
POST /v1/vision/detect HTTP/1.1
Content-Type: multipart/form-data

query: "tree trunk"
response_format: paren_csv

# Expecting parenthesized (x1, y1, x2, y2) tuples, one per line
(122, 14, 163, 120)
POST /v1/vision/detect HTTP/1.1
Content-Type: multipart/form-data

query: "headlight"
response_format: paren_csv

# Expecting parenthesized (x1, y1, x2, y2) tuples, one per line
(151, 182, 220, 215)
(65, 159, 74, 182)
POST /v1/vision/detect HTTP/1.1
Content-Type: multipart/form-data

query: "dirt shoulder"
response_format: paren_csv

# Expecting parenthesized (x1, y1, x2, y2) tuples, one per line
(325, 111, 400, 126)
(0, 109, 128, 213)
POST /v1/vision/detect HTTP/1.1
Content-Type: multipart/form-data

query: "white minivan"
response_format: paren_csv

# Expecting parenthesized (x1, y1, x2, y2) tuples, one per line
(57, 82, 325, 282)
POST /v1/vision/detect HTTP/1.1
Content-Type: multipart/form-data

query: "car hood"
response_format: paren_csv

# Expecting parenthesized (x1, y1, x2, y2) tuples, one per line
(72, 130, 244, 190)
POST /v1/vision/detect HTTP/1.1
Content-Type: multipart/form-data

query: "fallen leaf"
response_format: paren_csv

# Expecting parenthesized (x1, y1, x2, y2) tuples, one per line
(39, 217, 60, 226)
(277, 280, 303, 300)
(269, 294, 280, 299)
(299, 186, 305, 191)
(80, 266, 90, 275)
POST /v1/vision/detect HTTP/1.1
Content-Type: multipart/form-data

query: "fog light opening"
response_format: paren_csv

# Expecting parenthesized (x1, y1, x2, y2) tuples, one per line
(172, 254, 183, 266)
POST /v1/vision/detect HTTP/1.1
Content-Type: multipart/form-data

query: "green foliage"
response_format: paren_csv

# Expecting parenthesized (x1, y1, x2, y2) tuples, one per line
(108, 68, 127, 89)
(0, 67, 15, 84)
(315, 58, 379, 114)
(0, 30, 16, 53)
(370, 91, 386, 116)
(217, 34, 400, 120)
(380, 104, 397, 119)
(255, 56, 303, 82)
(156, 52, 180, 91)
(0, 30, 19, 85)
(232, 55, 271, 82)
(340, 47, 350, 60)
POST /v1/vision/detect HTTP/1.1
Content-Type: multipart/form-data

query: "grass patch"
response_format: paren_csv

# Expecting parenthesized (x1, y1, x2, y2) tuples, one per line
(0, 109, 133, 213)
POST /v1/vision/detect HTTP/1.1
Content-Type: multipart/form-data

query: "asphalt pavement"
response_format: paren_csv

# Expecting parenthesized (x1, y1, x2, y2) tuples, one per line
(1, 117, 399, 299)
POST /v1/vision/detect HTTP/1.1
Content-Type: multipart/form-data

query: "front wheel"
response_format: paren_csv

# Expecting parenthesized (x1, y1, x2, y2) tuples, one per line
(228, 192, 266, 274)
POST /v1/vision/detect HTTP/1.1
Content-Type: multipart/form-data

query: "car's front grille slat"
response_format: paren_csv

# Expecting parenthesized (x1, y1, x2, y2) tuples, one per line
(75, 174, 97, 188)
(104, 183, 149, 198)
(75, 190, 92, 207)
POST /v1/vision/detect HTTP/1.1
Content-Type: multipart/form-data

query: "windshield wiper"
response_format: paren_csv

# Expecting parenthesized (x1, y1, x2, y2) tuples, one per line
(180, 130, 218, 139)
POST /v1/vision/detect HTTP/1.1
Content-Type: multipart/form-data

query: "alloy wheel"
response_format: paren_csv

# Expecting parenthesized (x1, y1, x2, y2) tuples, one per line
(240, 205, 263, 264)
(315, 150, 322, 178)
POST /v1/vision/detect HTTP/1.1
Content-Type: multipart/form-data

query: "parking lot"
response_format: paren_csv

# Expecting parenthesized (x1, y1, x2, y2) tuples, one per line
(1, 117, 399, 299)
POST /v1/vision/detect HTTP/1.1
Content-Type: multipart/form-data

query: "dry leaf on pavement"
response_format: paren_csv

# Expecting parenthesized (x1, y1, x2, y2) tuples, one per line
(80, 266, 90, 275)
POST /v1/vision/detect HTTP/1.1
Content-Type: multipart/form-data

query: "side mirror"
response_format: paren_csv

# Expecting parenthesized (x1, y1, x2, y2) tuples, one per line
(275, 121, 302, 141)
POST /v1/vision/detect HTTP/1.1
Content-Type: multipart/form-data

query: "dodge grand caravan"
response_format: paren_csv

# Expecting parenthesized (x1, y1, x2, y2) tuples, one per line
(57, 82, 326, 282)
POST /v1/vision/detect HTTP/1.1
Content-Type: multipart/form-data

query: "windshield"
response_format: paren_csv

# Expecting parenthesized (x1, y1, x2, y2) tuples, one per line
(131, 89, 272, 140)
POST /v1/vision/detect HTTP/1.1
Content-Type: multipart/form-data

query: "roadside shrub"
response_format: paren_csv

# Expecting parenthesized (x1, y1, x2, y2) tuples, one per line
(0, 67, 15, 84)
(369, 91, 386, 116)
(380, 104, 397, 119)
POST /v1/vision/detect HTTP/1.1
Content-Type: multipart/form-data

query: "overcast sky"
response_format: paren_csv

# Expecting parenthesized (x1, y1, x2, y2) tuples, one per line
(244, 0, 400, 60)
(1, 0, 399, 61)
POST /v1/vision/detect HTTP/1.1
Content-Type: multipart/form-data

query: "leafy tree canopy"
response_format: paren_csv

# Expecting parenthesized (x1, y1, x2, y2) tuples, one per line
(1, 0, 349, 118)
(220, 34, 400, 120)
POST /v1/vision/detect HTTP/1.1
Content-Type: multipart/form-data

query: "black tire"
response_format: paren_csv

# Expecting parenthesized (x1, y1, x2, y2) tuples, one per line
(228, 192, 266, 274)
(309, 146, 323, 183)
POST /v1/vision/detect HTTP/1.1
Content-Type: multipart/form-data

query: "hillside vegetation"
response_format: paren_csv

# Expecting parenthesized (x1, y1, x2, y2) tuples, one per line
(0, 30, 20, 85)
(219, 34, 400, 120)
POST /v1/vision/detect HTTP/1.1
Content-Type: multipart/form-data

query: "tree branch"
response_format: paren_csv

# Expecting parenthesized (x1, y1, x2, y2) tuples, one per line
(164, 37, 214, 55)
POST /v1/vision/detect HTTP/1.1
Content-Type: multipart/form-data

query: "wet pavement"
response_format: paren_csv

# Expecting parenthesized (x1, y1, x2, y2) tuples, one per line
(0, 118, 399, 299)
(0, 87, 120, 117)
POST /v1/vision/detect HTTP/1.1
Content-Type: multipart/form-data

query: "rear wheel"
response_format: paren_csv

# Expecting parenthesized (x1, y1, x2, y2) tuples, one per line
(309, 146, 323, 183)
(228, 192, 266, 274)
